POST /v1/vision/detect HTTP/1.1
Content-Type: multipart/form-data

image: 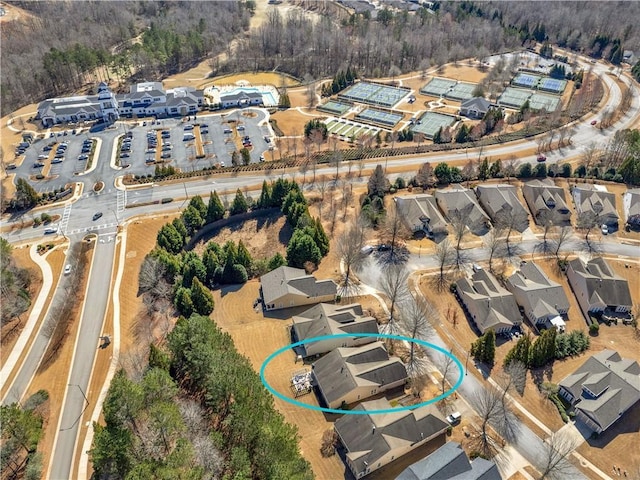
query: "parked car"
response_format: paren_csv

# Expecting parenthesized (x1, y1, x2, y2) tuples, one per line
(237, 125, 245, 131)
(184, 124, 194, 131)
(591, 120, 598, 126)
(92, 212, 103, 221)
(601, 224, 608, 235)
(6, 163, 16, 170)
(361, 245, 374, 255)
(33, 162, 45, 168)
(161, 152, 171, 159)
(38, 154, 49, 160)
(223, 128, 232, 134)
(536, 155, 547, 162)
(51, 157, 64, 164)
(78, 154, 89, 161)
(44, 226, 58, 234)
(120, 152, 131, 158)
(64, 264, 72, 275)
(446, 412, 461, 425)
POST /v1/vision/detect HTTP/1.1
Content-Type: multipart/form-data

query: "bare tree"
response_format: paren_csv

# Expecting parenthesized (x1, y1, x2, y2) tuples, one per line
(538, 430, 580, 480)
(535, 210, 560, 256)
(470, 384, 520, 459)
(576, 211, 602, 255)
(485, 226, 507, 274)
(494, 209, 528, 258)
(433, 238, 455, 291)
(580, 142, 600, 174)
(380, 264, 410, 336)
(437, 349, 457, 396)
(335, 219, 369, 298)
(400, 296, 435, 378)
(501, 360, 528, 396)
(551, 225, 573, 262)
(448, 208, 471, 270)
(380, 200, 410, 265)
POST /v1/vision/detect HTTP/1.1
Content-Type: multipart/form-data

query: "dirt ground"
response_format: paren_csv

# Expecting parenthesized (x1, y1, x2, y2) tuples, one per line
(24, 238, 95, 475)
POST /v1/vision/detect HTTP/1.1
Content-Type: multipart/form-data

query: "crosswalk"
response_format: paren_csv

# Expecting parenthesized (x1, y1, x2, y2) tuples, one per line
(116, 189, 127, 213)
(66, 222, 118, 235)
(60, 204, 72, 235)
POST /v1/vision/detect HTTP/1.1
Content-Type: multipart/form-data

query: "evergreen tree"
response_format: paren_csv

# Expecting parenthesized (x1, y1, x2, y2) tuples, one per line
(312, 217, 330, 257)
(286, 230, 322, 268)
(271, 178, 292, 207)
(148, 344, 171, 371)
(235, 240, 253, 270)
(181, 252, 206, 289)
(267, 252, 286, 271)
(478, 158, 490, 180)
(230, 189, 249, 215)
(14, 178, 40, 210)
(257, 181, 272, 209)
(504, 333, 531, 367)
(483, 329, 496, 365)
(172, 218, 188, 244)
(181, 205, 204, 236)
(433, 127, 442, 144)
(188, 195, 207, 219)
(157, 223, 183, 254)
(190, 277, 214, 315)
(174, 287, 194, 317)
(367, 164, 389, 198)
(206, 191, 225, 223)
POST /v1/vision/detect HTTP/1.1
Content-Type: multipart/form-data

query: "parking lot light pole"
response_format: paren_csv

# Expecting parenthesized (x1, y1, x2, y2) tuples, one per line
(465, 350, 470, 376)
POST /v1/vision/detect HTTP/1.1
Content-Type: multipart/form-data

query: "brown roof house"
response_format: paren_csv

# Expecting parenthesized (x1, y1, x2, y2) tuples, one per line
(291, 303, 379, 358)
(559, 350, 640, 433)
(335, 398, 449, 478)
(572, 184, 619, 228)
(622, 188, 640, 230)
(455, 269, 522, 334)
(522, 179, 571, 225)
(395, 194, 448, 238)
(396, 441, 502, 480)
(312, 342, 407, 409)
(475, 184, 529, 232)
(435, 186, 490, 235)
(566, 258, 633, 319)
(260, 266, 337, 311)
(506, 261, 570, 330)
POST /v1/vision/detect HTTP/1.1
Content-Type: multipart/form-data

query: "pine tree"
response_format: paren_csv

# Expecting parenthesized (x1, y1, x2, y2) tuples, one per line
(235, 240, 253, 269)
(190, 277, 214, 316)
(174, 287, 194, 317)
(312, 217, 330, 257)
(230, 189, 249, 215)
(257, 181, 272, 209)
(188, 195, 207, 219)
(206, 191, 225, 223)
(483, 329, 496, 364)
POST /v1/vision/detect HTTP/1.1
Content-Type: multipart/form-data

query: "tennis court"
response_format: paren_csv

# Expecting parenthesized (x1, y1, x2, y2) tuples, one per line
(445, 82, 477, 101)
(324, 118, 381, 139)
(420, 77, 457, 97)
(512, 73, 542, 89)
(497, 87, 532, 109)
(529, 93, 561, 111)
(317, 100, 352, 116)
(355, 108, 403, 127)
(411, 111, 456, 139)
(338, 81, 410, 108)
(537, 77, 567, 94)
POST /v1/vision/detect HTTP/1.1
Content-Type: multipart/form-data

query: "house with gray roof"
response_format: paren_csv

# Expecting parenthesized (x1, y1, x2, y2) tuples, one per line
(220, 90, 263, 109)
(395, 194, 448, 237)
(622, 188, 640, 230)
(334, 398, 448, 478)
(475, 184, 529, 232)
(291, 303, 379, 358)
(435, 186, 490, 235)
(455, 269, 522, 334)
(572, 184, 619, 228)
(566, 258, 632, 319)
(559, 350, 640, 433)
(506, 261, 570, 329)
(312, 342, 407, 409)
(459, 97, 492, 119)
(396, 441, 502, 480)
(260, 266, 337, 311)
(522, 179, 571, 225)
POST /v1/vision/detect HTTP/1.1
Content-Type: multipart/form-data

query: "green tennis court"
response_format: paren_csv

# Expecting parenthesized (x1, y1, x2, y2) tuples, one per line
(355, 108, 403, 127)
(411, 111, 456, 138)
(537, 77, 567, 94)
(445, 82, 477, 101)
(338, 81, 409, 108)
(317, 100, 352, 116)
(497, 87, 532, 109)
(529, 93, 561, 111)
(420, 77, 456, 97)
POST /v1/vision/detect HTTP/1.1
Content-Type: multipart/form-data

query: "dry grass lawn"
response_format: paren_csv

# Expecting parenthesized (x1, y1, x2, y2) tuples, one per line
(271, 108, 322, 136)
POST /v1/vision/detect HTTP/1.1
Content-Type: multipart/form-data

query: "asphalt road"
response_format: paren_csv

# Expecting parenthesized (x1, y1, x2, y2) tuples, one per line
(48, 236, 116, 480)
(1, 55, 638, 479)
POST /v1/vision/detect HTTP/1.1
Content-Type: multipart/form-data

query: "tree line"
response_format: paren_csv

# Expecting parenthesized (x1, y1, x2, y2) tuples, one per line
(1, 237, 32, 326)
(91, 315, 313, 479)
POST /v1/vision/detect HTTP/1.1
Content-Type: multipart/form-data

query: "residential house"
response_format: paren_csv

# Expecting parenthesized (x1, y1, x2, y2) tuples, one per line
(334, 398, 449, 478)
(459, 97, 492, 119)
(622, 188, 640, 230)
(435, 186, 491, 235)
(566, 258, 633, 319)
(291, 303, 379, 358)
(260, 266, 337, 311)
(572, 185, 619, 228)
(395, 195, 448, 237)
(558, 350, 640, 433)
(506, 261, 570, 330)
(522, 179, 571, 225)
(312, 342, 407, 409)
(455, 269, 522, 334)
(475, 184, 529, 232)
(396, 441, 502, 480)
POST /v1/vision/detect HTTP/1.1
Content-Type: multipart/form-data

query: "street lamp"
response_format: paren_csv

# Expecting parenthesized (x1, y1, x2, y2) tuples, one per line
(465, 350, 470, 376)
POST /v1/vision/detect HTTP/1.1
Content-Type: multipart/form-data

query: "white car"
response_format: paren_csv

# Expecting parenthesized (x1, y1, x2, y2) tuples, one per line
(64, 264, 72, 275)
(360, 245, 374, 255)
(601, 224, 608, 235)
(446, 412, 461, 425)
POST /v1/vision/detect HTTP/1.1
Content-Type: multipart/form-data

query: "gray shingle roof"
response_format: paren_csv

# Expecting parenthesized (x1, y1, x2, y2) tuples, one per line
(506, 262, 570, 320)
(567, 258, 632, 309)
(435, 187, 490, 234)
(313, 342, 407, 406)
(260, 266, 337, 306)
(292, 303, 379, 353)
(460, 96, 491, 112)
(335, 399, 448, 478)
(559, 350, 640, 432)
(572, 185, 619, 223)
(475, 184, 529, 231)
(522, 179, 571, 224)
(455, 269, 521, 333)
(395, 194, 448, 233)
(396, 441, 502, 480)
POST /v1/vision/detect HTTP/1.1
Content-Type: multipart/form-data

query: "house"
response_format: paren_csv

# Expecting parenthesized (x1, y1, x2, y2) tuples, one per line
(566, 258, 632, 320)
(558, 350, 640, 434)
(455, 269, 522, 334)
(395, 195, 448, 237)
(522, 179, 571, 225)
(291, 303, 379, 358)
(260, 266, 337, 311)
(396, 441, 502, 480)
(572, 185, 619, 228)
(334, 398, 449, 479)
(506, 261, 570, 329)
(459, 97, 492, 119)
(220, 90, 263, 109)
(37, 81, 204, 126)
(622, 188, 640, 230)
(435, 186, 491, 235)
(312, 342, 407, 409)
(475, 184, 529, 232)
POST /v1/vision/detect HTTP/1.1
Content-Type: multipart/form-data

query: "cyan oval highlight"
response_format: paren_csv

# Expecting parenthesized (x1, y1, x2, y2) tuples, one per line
(259, 333, 463, 415)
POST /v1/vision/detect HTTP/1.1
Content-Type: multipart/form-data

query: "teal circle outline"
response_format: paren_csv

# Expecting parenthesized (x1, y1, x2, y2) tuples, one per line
(259, 333, 463, 415)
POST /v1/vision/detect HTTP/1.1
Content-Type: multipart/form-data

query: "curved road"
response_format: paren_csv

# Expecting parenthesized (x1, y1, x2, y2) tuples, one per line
(0, 56, 638, 479)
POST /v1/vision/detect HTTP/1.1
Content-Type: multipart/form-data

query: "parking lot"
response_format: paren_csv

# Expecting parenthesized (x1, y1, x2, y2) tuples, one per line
(11, 109, 273, 192)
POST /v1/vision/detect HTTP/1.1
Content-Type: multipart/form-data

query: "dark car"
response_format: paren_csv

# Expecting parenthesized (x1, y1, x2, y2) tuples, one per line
(92, 212, 103, 221)
(377, 244, 390, 251)
(33, 162, 45, 168)
(536, 155, 547, 162)
(120, 152, 131, 158)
